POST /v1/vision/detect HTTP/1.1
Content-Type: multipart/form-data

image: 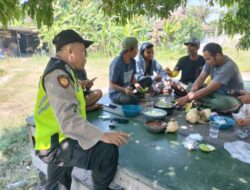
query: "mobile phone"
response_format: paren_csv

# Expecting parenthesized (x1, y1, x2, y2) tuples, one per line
(91, 77, 97, 82)
(104, 104, 117, 109)
(112, 118, 129, 124)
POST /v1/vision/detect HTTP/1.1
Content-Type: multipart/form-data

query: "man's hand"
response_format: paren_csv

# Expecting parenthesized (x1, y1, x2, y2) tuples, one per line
(236, 119, 250, 126)
(154, 74, 162, 82)
(100, 131, 130, 147)
(175, 96, 189, 107)
(165, 67, 172, 76)
(238, 90, 250, 104)
(124, 87, 133, 95)
(134, 83, 143, 92)
(176, 92, 195, 107)
(79, 80, 93, 89)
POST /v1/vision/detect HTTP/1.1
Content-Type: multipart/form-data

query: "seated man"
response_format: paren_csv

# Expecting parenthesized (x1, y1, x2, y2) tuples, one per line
(166, 38, 205, 96)
(176, 42, 244, 113)
(75, 68, 102, 112)
(34, 29, 129, 190)
(135, 42, 169, 94)
(109, 37, 143, 105)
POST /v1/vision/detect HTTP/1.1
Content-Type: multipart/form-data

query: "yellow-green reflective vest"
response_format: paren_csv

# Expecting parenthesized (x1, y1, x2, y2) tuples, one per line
(34, 58, 86, 150)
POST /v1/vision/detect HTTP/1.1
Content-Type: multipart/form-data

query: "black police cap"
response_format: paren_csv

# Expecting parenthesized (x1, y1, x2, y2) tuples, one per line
(52, 29, 93, 51)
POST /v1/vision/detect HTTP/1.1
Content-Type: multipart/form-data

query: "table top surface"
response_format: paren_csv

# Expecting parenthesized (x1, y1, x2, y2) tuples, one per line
(87, 109, 250, 190)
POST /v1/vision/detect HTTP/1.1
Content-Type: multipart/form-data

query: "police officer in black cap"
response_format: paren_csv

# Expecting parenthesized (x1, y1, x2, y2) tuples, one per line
(34, 29, 129, 190)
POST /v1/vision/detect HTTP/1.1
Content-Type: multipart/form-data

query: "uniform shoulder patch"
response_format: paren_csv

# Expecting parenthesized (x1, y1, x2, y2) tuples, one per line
(57, 75, 70, 88)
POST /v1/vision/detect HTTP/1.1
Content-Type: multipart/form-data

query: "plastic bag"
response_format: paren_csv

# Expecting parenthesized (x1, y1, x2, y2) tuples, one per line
(232, 104, 250, 126)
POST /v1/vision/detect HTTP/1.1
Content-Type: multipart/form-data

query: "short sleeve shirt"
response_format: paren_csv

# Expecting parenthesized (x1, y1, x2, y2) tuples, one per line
(203, 55, 244, 91)
(175, 55, 205, 84)
(109, 55, 136, 93)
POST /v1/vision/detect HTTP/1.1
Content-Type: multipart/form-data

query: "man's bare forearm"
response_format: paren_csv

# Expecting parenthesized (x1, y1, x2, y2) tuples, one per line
(188, 80, 221, 101)
(109, 81, 126, 93)
(191, 71, 208, 91)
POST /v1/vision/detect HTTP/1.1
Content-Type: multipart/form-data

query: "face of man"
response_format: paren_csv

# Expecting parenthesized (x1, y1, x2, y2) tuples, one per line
(186, 44, 199, 56)
(70, 43, 87, 70)
(130, 46, 138, 58)
(203, 50, 219, 66)
(143, 47, 154, 61)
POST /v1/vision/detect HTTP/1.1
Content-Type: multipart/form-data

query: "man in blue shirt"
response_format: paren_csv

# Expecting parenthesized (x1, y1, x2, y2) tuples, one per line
(109, 37, 143, 105)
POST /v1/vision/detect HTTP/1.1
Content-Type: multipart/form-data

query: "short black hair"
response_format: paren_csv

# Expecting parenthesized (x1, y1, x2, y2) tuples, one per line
(140, 42, 154, 55)
(145, 43, 154, 49)
(203, 43, 223, 56)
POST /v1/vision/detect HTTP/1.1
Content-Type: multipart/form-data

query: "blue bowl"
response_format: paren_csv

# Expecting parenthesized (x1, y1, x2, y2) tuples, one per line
(209, 115, 236, 129)
(122, 105, 142, 117)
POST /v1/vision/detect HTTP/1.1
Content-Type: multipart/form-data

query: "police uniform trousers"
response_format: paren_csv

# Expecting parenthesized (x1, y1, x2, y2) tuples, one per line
(38, 139, 119, 190)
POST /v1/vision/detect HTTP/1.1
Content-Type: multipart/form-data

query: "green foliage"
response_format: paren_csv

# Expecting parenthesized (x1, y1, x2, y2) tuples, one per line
(160, 6, 206, 52)
(0, 0, 21, 28)
(0, 0, 54, 28)
(215, 0, 250, 50)
(188, 6, 210, 23)
(101, 0, 183, 24)
(101, 0, 250, 49)
(3, 0, 205, 55)
(0, 127, 29, 168)
(1, 0, 250, 49)
(161, 18, 181, 48)
(39, 0, 151, 56)
(23, 0, 54, 28)
(174, 16, 205, 50)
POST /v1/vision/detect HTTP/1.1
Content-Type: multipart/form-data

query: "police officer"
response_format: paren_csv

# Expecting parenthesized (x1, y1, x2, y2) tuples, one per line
(34, 29, 129, 190)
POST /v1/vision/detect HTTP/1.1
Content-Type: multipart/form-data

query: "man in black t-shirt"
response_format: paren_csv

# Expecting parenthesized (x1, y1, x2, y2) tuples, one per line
(166, 38, 205, 96)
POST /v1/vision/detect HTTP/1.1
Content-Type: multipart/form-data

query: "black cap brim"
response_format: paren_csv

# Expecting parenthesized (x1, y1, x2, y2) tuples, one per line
(184, 42, 199, 47)
(53, 29, 94, 51)
(82, 39, 94, 48)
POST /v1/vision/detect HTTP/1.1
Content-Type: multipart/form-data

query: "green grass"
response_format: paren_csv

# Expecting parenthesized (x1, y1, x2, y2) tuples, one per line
(156, 50, 183, 69)
(223, 47, 250, 71)
(0, 126, 38, 189)
(0, 57, 44, 189)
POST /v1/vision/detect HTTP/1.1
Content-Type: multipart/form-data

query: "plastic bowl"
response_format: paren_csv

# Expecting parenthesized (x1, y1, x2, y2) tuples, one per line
(142, 108, 167, 120)
(154, 98, 175, 115)
(122, 105, 142, 117)
(154, 102, 175, 115)
(145, 120, 167, 133)
(209, 115, 236, 129)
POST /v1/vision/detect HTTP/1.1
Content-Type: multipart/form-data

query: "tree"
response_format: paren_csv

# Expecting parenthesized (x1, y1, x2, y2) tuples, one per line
(0, 0, 249, 49)
(38, 0, 151, 55)
(174, 15, 205, 51)
(215, 0, 250, 50)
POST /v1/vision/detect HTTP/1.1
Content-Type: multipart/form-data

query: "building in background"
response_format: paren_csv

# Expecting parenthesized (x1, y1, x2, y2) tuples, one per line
(0, 27, 40, 57)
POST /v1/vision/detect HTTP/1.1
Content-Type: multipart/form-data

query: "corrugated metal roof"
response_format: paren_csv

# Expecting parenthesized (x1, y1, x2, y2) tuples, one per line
(1, 26, 38, 33)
